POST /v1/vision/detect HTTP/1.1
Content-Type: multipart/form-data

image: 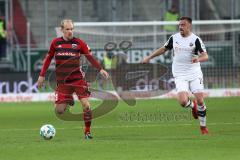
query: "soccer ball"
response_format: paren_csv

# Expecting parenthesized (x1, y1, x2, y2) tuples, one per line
(40, 124, 56, 140)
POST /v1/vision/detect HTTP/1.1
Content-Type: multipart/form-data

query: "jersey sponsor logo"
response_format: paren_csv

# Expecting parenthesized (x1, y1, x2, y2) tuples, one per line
(57, 52, 76, 56)
(174, 46, 193, 52)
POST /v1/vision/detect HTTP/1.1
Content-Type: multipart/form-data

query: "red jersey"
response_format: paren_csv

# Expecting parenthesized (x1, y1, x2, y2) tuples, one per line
(40, 37, 102, 84)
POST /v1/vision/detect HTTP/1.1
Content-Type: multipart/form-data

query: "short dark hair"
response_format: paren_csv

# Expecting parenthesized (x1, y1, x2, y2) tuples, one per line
(180, 17, 192, 24)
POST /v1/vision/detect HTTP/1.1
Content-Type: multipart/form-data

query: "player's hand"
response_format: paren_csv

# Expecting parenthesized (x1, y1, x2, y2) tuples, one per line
(191, 56, 199, 63)
(141, 57, 150, 63)
(100, 69, 109, 79)
(37, 76, 45, 89)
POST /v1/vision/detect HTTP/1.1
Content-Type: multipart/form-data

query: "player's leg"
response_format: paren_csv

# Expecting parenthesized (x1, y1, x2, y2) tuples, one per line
(79, 98, 92, 139)
(74, 80, 92, 139)
(55, 103, 68, 114)
(177, 91, 190, 107)
(190, 78, 209, 134)
(175, 78, 198, 119)
(55, 84, 74, 115)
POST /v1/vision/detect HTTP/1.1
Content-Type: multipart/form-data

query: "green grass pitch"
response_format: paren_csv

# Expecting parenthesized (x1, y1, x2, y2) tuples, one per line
(0, 97, 240, 160)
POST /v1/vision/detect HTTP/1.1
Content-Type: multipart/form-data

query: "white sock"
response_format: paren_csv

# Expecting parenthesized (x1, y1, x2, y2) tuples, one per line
(197, 105, 207, 126)
(185, 99, 194, 109)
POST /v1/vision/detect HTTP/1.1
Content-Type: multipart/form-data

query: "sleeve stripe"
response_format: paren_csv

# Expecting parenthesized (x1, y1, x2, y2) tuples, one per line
(164, 36, 173, 49)
(195, 38, 205, 53)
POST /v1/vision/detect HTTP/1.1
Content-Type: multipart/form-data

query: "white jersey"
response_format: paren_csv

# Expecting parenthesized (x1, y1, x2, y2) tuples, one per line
(164, 33, 207, 80)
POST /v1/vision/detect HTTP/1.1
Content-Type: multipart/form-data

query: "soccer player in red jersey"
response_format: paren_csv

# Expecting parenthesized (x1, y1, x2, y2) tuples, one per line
(37, 19, 109, 139)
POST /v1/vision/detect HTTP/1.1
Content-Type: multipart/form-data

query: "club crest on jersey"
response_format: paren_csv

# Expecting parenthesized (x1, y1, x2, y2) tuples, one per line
(72, 44, 77, 49)
(189, 43, 193, 47)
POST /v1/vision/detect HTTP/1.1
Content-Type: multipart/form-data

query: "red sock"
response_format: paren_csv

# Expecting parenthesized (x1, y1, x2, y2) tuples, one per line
(83, 108, 92, 134)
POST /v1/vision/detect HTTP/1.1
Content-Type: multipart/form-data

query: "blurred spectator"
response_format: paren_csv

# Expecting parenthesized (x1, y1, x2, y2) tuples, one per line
(0, 16, 7, 60)
(163, 5, 179, 37)
(98, 51, 117, 90)
(115, 52, 127, 66)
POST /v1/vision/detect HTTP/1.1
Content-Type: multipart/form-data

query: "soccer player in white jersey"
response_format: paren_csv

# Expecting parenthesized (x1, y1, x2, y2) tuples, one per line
(142, 17, 209, 134)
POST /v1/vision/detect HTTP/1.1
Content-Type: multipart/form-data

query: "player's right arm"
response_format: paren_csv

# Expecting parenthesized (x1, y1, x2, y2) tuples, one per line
(141, 47, 168, 63)
(37, 40, 55, 89)
(141, 36, 173, 63)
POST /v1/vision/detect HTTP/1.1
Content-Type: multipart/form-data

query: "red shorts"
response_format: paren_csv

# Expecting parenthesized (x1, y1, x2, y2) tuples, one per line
(55, 80, 91, 105)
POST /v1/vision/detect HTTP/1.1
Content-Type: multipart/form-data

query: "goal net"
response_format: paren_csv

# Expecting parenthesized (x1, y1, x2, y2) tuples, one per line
(56, 20, 240, 91)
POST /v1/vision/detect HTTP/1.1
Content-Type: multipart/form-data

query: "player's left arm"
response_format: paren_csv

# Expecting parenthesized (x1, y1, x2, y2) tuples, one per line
(196, 52, 208, 63)
(85, 54, 109, 79)
(192, 38, 208, 63)
(81, 41, 109, 79)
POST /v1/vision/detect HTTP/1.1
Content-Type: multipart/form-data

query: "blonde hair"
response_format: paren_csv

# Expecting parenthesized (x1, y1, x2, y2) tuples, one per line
(60, 19, 74, 29)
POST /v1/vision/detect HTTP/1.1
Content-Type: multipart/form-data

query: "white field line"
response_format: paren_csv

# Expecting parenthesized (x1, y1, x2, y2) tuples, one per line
(0, 122, 240, 132)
